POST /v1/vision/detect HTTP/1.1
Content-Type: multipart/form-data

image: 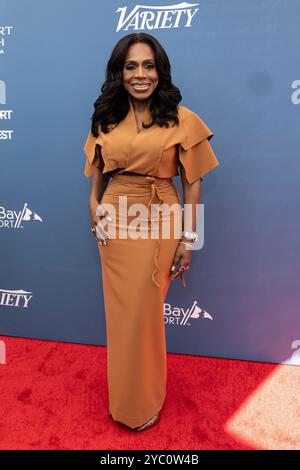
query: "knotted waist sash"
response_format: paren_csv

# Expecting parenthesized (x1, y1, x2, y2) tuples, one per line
(109, 171, 186, 288)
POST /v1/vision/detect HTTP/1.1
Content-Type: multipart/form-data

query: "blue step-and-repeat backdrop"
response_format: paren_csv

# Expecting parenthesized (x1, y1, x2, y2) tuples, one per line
(1, 0, 300, 365)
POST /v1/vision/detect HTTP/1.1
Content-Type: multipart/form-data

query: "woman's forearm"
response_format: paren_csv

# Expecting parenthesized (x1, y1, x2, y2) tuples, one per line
(89, 167, 110, 204)
(182, 180, 201, 234)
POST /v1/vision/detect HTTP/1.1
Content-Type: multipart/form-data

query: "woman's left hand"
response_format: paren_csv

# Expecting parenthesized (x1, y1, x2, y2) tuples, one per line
(169, 242, 192, 280)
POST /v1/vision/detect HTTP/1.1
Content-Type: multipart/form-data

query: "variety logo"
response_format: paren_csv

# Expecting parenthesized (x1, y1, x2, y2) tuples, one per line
(0, 26, 13, 55)
(164, 300, 213, 326)
(0, 289, 33, 308)
(0, 203, 43, 229)
(116, 2, 199, 32)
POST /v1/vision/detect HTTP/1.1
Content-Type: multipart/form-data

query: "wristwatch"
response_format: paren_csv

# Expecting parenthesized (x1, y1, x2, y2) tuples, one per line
(182, 231, 198, 242)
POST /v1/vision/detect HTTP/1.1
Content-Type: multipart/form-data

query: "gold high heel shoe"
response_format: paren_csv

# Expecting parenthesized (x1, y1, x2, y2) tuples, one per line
(133, 412, 160, 432)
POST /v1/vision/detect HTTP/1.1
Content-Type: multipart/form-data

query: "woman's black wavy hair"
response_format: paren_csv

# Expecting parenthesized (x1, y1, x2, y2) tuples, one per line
(90, 33, 182, 137)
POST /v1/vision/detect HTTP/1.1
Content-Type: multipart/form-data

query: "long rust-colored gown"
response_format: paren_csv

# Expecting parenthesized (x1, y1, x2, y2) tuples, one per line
(83, 95, 219, 429)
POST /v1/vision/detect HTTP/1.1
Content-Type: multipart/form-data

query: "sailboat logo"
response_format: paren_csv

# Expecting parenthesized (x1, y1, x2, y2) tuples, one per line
(181, 300, 213, 325)
(22, 206, 42, 223)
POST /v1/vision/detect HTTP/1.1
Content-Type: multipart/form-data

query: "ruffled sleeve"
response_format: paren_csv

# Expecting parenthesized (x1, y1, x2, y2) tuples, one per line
(179, 108, 219, 184)
(83, 128, 104, 178)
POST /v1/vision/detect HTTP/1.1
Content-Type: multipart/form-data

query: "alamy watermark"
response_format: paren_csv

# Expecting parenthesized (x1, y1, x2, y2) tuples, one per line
(94, 198, 205, 250)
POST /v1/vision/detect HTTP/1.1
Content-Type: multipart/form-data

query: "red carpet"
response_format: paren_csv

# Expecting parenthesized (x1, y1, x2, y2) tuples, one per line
(0, 335, 298, 450)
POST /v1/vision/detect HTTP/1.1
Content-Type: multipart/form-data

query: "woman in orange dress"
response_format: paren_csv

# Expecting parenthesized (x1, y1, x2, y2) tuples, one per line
(83, 33, 219, 431)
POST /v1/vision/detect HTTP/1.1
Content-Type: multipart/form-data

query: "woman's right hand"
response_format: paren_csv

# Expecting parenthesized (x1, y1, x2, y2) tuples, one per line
(89, 198, 111, 246)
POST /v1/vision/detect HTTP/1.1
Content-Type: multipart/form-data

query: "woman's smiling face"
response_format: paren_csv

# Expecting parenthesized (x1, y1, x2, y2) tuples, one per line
(123, 42, 159, 101)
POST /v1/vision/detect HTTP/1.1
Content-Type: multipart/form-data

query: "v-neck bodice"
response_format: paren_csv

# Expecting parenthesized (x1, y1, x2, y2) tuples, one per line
(128, 95, 153, 135)
(83, 94, 219, 184)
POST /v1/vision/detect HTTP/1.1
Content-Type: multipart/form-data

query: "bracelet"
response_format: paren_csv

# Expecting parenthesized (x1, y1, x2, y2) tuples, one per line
(182, 231, 198, 242)
(180, 241, 194, 249)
